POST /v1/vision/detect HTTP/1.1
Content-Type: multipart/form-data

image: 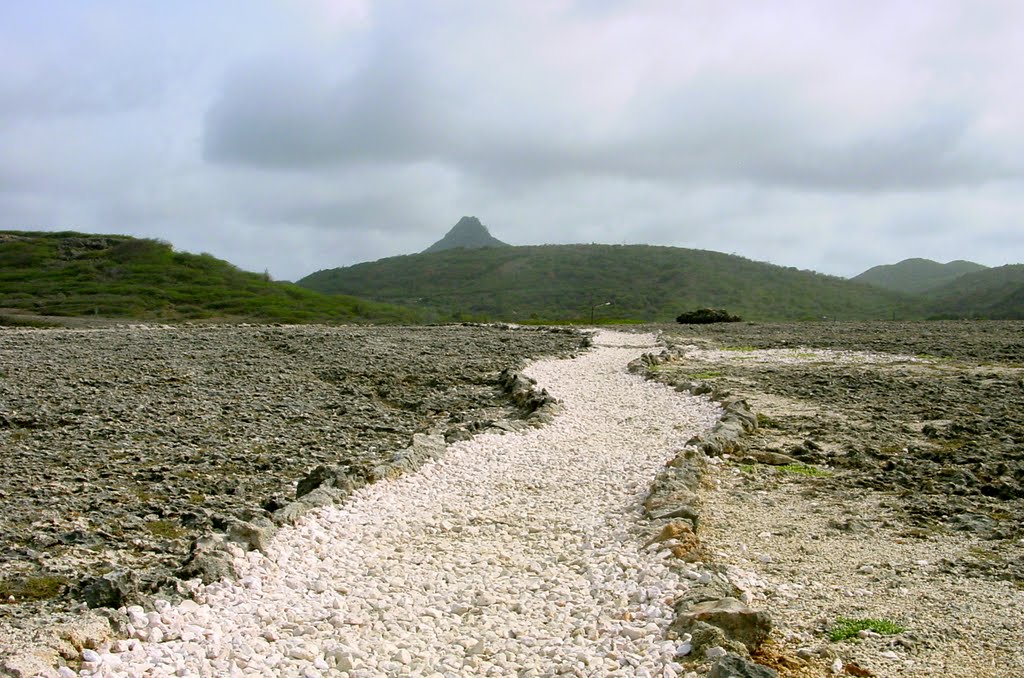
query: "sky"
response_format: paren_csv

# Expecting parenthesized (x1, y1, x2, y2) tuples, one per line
(2, 1, 1022, 281)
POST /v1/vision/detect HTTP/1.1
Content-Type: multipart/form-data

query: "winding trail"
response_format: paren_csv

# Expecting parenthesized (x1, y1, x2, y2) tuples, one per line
(84, 331, 721, 677)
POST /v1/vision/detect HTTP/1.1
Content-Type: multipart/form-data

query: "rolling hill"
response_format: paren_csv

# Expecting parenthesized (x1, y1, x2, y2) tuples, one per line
(0, 231, 418, 324)
(298, 244, 916, 322)
(852, 258, 988, 294)
(922, 264, 1024, 319)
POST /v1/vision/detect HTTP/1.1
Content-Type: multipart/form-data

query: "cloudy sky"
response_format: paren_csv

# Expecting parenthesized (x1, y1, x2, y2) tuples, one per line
(2, 1, 1021, 281)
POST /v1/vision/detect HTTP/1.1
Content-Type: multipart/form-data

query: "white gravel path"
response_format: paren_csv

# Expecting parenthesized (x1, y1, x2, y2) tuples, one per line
(78, 331, 722, 678)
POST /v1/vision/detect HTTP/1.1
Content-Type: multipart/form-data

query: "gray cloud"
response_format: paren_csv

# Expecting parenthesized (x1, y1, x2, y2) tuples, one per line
(2, 1, 1022, 283)
(202, 52, 1020, 195)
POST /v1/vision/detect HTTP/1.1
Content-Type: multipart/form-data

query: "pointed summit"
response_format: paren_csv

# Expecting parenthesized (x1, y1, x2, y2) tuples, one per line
(423, 216, 510, 253)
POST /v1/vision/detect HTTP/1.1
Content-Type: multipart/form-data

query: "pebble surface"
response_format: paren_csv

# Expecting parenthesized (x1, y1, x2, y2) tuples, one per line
(80, 331, 722, 677)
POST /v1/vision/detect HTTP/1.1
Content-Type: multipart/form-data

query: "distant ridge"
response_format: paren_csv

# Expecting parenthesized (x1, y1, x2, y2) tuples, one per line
(852, 258, 988, 295)
(423, 216, 509, 253)
(299, 243, 914, 322)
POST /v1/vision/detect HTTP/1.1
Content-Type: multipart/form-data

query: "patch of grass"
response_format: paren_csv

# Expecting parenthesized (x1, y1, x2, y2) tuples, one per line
(756, 413, 778, 428)
(0, 574, 68, 601)
(778, 463, 833, 478)
(828, 617, 906, 642)
(145, 519, 186, 539)
(738, 464, 757, 474)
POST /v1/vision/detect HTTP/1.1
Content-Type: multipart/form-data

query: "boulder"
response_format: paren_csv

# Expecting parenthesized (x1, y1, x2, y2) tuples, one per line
(177, 534, 237, 584)
(709, 653, 779, 678)
(80, 569, 140, 609)
(673, 597, 772, 653)
(225, 513, 277, 552)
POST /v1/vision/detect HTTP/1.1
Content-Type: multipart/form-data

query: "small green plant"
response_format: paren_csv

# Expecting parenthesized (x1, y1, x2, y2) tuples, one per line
(738, 464, 756, 474)
(778, 463, 833, 478)
(828, 617, 905, 642)
(145, 519, 186, 539)
(755, 413, 778, 428)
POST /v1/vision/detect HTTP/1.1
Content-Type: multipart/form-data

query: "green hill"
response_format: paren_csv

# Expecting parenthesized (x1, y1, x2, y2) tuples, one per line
(298, 244, 915, 322)
(852, 258, 988, 294)
(922, 264, 1024, 319)
(0, 231, 418, 324)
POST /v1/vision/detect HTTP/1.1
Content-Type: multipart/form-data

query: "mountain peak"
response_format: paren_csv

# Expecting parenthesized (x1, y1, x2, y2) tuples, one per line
(423, 216, 509, 253)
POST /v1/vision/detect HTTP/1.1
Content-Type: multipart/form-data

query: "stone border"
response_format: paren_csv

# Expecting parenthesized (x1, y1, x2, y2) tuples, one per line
(629, 349, 780, 678)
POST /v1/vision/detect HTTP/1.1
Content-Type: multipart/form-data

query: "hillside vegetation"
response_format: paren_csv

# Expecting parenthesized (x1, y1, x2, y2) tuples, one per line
(0, 231, 418, 324)
(299, 244, 915, 322)
(922, 265, 1024, 320)
(852, 258, 989, 294)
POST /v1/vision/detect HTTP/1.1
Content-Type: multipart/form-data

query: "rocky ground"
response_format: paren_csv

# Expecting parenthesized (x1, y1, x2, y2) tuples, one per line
(643, 320, 1024, 676)
(0, 324, 588, 652)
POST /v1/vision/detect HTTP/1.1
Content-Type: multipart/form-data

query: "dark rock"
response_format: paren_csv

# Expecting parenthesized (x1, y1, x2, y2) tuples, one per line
(80, 570, 140, 609)
(177, 535, 237, 584)
(947, 512, 999, 536)
(709, 653, 779, 678)
(296, 464, 356, 500)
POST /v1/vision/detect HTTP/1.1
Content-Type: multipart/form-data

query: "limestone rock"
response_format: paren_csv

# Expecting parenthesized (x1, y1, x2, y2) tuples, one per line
(674, 597, 772, 653)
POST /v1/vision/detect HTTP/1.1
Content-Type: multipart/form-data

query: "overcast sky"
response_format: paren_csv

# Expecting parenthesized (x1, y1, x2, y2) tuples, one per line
(2, 1, 1022, 281)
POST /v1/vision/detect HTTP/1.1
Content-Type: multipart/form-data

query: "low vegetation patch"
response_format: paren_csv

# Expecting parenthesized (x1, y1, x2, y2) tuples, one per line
(0, 574, 68, 601)
(828, 617, 906, 642)
(778, 463, 833, 477)
(145, 519, 186, 539)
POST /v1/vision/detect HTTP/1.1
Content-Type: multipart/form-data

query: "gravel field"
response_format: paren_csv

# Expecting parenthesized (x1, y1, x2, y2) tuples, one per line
(0, 323, 587, 663)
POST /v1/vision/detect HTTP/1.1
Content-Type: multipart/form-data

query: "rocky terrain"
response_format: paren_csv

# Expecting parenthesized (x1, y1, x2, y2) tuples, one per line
(640, 320, 1024, 676)
(651, 320, 1023, 582)
(0, 324, 587, 646)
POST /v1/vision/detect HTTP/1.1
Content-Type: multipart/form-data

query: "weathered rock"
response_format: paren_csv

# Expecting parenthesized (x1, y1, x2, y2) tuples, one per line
(741, 450, 800, 466)
(295, 464, 355, 499)
(177, 534, 237, 584)
(673, 577, 740, 613)
(674, 597, 772, 653)
(644, 448, 707, 522)
(0, 649, 61, 678)
(686, 621, 750, 658)
(80, 570, 140, 609)
(708, 653, 779, 678)
(225, 514, 277, 552)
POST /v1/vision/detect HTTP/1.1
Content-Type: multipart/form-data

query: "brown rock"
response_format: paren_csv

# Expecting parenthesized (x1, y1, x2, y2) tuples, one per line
(675, 597, 772, 652)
